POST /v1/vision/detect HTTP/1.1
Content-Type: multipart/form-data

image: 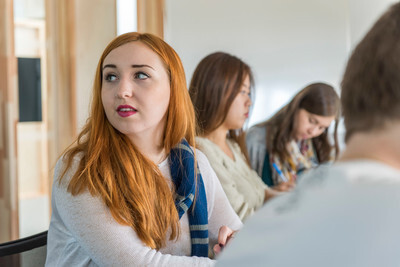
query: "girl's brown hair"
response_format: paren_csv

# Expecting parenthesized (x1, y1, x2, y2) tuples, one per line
(258, 82, 340, 163)
(189, 52, 254, 165)
(59, 32, 196, 249)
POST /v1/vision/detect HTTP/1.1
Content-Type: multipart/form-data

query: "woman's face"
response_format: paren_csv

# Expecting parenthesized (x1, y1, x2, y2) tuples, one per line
(293, 108, 335, 141)
(101, 41, 170, 143)
(223, 75, 252, 130)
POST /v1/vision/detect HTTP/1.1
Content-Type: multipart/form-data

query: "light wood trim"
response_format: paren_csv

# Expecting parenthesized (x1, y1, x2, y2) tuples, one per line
(0, 0, 19, 242)
(137, 0, 164, 38)
(45, 0, 77, 219)
(45, 0, 76, 169)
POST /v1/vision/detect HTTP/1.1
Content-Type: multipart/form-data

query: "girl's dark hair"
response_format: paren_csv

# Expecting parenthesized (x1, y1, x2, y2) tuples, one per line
(189, 52, 254, 164)
(258, 82, 340, 163)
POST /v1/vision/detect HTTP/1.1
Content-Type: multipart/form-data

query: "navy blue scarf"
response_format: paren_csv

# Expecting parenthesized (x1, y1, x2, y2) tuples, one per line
(169, 139, 209, 257)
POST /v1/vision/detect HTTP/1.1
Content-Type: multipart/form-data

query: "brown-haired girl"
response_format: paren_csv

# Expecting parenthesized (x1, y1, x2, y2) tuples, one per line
(189, 52, 283, 222)
(246, 83, 340, 187)
(45, 33, 241, 266)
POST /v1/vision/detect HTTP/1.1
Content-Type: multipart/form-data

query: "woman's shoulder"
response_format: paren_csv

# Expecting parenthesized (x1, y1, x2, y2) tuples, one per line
(226, 138, 242, 153)
(195, 137, 221, 157)
(193, 147, 219, 181)
(53, 152, 83, 185)
(246, 124, 267, 146)
(55, 152, 83, 169)
(193, 140, 218, 163)
(195, 136, 212, 148)
(194, 147, 210, 166)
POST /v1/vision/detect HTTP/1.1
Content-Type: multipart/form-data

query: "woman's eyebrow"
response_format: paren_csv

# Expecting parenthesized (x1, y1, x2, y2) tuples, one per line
(102, 64, 116, 70)
(132, 64, 154, 70)
(102, 64, 155, 71)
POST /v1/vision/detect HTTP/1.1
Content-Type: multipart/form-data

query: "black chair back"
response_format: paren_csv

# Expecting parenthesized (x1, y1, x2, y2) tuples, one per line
(0, 231, 48, 267)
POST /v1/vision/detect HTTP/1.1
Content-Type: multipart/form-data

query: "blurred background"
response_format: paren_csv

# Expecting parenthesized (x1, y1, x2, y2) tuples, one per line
(0, 0, 396, 243)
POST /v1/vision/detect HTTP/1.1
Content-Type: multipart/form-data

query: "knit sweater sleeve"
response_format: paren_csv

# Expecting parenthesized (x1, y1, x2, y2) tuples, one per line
(46, 156, 215, 267)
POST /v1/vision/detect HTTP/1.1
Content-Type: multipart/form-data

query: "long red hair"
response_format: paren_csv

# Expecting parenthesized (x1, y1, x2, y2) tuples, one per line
(59, 32, 196, 249)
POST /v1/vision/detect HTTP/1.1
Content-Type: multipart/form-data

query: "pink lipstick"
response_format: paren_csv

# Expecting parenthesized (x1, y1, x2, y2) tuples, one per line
(117, 105, 137, 117)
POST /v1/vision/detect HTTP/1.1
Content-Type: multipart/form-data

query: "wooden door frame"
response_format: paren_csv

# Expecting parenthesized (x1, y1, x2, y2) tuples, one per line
(0, 0, 19, 242)
(137, 0, 164, 38)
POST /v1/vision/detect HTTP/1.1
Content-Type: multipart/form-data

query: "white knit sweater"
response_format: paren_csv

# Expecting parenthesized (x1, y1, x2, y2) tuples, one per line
(45, 149, 242, 267)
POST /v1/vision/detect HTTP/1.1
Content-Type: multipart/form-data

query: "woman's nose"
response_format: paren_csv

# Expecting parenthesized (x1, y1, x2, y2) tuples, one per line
(308, 126, 319, 136)
(246, 96, 252, 106)
(116, 79, 133, 98)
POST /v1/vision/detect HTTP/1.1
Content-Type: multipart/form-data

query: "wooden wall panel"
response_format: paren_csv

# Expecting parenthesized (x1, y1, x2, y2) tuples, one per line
(0, 0, 19, 242)
(137, 0, 164, 38)
(45, 0, 76, 169)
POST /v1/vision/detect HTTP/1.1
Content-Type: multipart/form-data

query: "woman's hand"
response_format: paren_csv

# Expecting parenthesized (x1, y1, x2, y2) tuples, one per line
(213, 226, 237, 256)
(264, 187, 281, 202)
(264, 182, 295, 203)
(273, 181, 295, 192)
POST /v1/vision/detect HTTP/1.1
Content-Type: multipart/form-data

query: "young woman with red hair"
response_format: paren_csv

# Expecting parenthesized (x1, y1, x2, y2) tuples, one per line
(45, 32, 241, 266)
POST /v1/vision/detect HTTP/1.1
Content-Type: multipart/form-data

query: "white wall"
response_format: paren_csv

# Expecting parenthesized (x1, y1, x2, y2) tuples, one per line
(164, 0, 397, 127)
(347, 0, 398, 48)
(75, 0, 116, 131)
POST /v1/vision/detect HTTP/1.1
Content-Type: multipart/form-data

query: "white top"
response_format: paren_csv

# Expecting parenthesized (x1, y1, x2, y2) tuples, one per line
(217, 160, 400, 267)
(46, 149, 242, 267)
(196, 137, 267, 221)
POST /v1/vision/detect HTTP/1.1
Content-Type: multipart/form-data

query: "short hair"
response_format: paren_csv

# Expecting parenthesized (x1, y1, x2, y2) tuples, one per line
(341, 2, 400, 142)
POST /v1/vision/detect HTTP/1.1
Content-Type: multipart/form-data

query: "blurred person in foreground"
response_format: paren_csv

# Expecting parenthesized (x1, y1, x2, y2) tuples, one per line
(217, 2, 400, 266)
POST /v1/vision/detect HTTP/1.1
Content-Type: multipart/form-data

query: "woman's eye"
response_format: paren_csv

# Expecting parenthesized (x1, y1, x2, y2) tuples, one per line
(241, 90, 250, 96)
(135, 72, 149, 80)
(309, 118, 317, 124)
(105, 74, 118, 82)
